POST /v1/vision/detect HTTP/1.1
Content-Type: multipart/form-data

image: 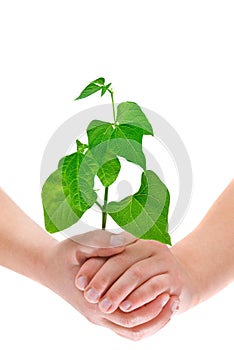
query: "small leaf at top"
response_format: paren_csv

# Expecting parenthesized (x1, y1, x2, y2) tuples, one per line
(76, 139, 88, 153)
(101, 83, 112, 96)
(74, 83, 102, 100)
(92, 77, 105, 85)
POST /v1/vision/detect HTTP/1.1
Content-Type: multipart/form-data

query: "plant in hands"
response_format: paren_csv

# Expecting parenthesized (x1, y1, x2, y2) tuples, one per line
(42, 78, 171, 244)
(46, 233, 180, 341)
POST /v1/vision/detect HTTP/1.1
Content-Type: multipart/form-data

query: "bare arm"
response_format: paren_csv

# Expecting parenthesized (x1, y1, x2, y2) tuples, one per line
(0, 188, 127, 285)
(171, 179, 234, 306)
(0, 188, 56, 286)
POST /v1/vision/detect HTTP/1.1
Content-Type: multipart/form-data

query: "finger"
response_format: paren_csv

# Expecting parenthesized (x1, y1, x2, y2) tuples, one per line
(104, 296, 180, 341)
(104, 293, 170, 328)
(83, 241, 155, 303)
(75, 257, 106, 291)
(119, 274, 169, 312)
(98, 256, 168, 313)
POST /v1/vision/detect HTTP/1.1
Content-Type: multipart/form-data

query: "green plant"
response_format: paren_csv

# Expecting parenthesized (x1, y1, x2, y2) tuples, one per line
(41, 78, 171, 244)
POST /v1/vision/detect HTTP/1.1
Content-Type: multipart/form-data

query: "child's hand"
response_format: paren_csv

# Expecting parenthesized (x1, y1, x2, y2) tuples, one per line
(75, 238, 197, 315)
(48, 232, 179, 341)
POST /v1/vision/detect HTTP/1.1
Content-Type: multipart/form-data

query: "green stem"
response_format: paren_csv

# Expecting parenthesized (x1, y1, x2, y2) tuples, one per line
(95, 201, 103, 210)
(108, 88, 116, 123)
(102, 187, 109, 230)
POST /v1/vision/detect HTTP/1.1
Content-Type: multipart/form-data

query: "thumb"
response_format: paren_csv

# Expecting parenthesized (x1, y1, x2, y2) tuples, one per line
(73, 230, 137, 262)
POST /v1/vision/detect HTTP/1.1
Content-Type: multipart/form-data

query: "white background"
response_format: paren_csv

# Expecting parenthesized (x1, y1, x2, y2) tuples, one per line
(0, 1, 233, 349)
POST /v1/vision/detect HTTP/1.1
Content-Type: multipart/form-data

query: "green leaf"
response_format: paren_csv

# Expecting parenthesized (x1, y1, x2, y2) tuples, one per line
(92, 77, 105, 85)
(87, 120, 146, 169)
(107, 170, 171, 245)
(97, 158, 121, 187)
(112, 124, 144, 143)
(74, 77, 112, 100)
(74, 83, 102, 100)
(86, 102, 154, 170)
(61, 152, 97, 212)
(76, 139, 88, 153)
(41, 168, 84, 233)
(87, 120, 114, 148)
(117, 102, 153, 136)
(101, 83, 112, 96)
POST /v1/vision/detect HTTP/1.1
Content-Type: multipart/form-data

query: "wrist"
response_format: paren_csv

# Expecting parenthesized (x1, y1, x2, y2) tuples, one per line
(39, 237, 79, 295)
(28, 227, 58, 288)
(171, 240, 201, 311)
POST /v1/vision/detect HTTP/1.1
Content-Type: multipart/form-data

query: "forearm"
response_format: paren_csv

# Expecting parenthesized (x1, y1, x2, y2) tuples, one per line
(0, 188, 57, 286)
(172, 179, 234, 307)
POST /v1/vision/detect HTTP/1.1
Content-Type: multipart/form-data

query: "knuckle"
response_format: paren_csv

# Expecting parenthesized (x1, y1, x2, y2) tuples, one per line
(79, 257, 102, 273)
(150, 239, 167, 252)
(146, 282, 158, 298)
(105, 289, 121, 303)
(128, 264, 144, 280)
(112, 254, 128, 266)
(91, 276, 109, 291)
(150, 276, 163, 292)
(139, 239, 153, 251)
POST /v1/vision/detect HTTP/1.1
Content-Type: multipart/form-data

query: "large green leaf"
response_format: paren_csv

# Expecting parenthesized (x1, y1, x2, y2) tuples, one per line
(116, 102, 153, 136)
(107, 170, 171, 245)
(61, 152, 97, 212)
(86, 102, 153, 171)
(41, 168, 84, 233)
(87, 120, 113, 148)
(87, 119, 146, 169)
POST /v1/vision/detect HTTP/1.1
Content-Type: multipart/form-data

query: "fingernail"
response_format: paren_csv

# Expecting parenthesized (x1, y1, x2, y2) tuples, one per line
(76, 276, 88, 290)
(110, 234, 125, 247)
(161, 294, 170, 307)
(85, 288, 100, 303)
(99, 297, 112, 312)
(171, 301, 180, 316)
(119, 300, 132, 311)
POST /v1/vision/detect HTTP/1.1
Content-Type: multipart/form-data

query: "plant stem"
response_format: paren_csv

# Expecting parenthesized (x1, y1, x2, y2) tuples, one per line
(108, 88, 116, 123)
(101, 85, 115, 229)
(102, 187, 109, 230)
(95, 201, 103, 210)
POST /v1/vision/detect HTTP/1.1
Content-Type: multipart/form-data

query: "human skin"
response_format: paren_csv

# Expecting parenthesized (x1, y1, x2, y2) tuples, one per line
(76, 179, 234, 338)
(0, 189, 178, 341)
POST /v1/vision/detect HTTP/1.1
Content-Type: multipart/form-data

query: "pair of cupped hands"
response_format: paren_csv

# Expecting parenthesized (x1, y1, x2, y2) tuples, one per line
(48, 230, 195, 341)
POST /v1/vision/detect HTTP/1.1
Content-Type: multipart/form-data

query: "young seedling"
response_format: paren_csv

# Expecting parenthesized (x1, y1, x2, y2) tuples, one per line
(41, 78, 171, 244)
